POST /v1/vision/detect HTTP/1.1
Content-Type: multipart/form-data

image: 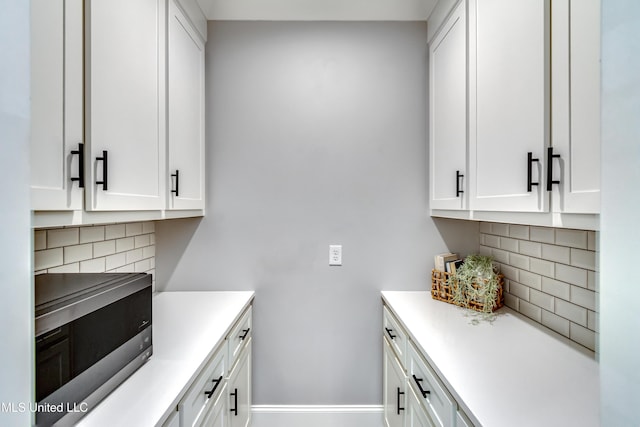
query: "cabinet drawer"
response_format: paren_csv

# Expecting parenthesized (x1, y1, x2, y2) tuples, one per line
(179, 345, 226, 427)
(227, 306, 252, 373)
(383, 306, 408, 368)
(408, 342, 455, 427)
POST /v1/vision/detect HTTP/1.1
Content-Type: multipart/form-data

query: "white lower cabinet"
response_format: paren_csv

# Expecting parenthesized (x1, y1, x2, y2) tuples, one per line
(383, 303, 474, 427)
(383, 338, 406, 427)
(199, 382, 228, 427)
(407, 385, 435, 427)
(228, 339, 251, 427)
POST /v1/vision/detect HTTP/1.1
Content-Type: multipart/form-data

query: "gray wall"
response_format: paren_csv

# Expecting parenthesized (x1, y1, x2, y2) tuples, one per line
(0, 1, 33, 425)
(156, 21, 478, 405)
(600, 0, 640, 423)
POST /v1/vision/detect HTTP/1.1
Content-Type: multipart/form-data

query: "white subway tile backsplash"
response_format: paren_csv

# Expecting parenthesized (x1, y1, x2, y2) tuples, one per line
(80, 257, 106, 273)
(47, 228, 79, 248)
(105, 224, 126, 240)
(542, 310, 570, 338)
(142, 221, 155, 234)
(530, 289, 554, 312)
(504, 293, 519, 310)
(93, 240, 116, 258)
(519, 240, 542, 258)
(570, 248, 596, 270)
(484, 234, 501, 248)
(477, 222, 598, 352)
(35, 248, 63, 270)
(530, 258, 555, 277)
(134, 234, 151, 248)
(509, 281, 530, 301)
(587, 270, 597, 291)
(126, 248, 144, 264)
(541, 277, 570, 300)
(80, 226, 105, 244)
(570, 323, 596, 351)
(48, 262, 80, 273)
(519, 270, 542, 290)
(555, 299, 588, 326)
(500, 237, 519, 253)
(519, 300, 542, 322)
(125, 222, 143, 237)
(541, 244, 571, 264)
(555, 229, 588, 249)
(509, 253, 530, 270)
(106, 252, 127, 271)
(35, 222, 155, 288)
(530, 226, 555, 244)
(491, 248, 509, 264)
(509, 224, 530, 240)
(34, 230, 47, 250)
(570, 286, 596, 311)
(116, 237, 135, 253)
(555, 264, 588, 288)
(490, 223, 510, 237)
(64, 243, 93, 264)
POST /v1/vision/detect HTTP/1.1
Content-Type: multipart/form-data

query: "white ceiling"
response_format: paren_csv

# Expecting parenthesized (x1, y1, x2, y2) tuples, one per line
(196, 0, 438, 21)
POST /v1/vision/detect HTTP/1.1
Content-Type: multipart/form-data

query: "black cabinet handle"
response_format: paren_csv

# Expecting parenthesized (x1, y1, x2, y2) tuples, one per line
(230, 388, 238, 416)
(527, 152, 539, 192)
(70, 143, 85, 188)
(385, 328, 396, 340)
(239, 328, 250, 340)
(96, 150, 108, 191)
(456, 170, 464, 197)
(412, 374, 431, 399)
(171, 170, 179, 197)
(396, 387, 405, 415)
(546, 146, 561, 191)
(204, 375, 223, 399)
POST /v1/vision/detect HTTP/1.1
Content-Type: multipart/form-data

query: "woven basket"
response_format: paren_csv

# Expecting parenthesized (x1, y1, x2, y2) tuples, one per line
(431, 269, 504, 313)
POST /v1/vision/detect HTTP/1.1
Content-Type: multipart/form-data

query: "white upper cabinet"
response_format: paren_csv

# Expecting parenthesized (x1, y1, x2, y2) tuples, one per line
(429, 1, 467, 211)
(85, 0, 166, 211)
(551, 0, 601, 214)
(469, 0, 550, 213)
(167, 0, 206, 210)
(30, 0, 83, 211)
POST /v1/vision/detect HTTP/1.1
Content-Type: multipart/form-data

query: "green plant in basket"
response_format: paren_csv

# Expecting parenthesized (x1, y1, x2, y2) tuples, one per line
(448, 254, 500, 317)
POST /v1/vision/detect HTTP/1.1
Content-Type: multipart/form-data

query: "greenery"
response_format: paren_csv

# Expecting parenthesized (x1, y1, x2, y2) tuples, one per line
(448, 254, 501, 323)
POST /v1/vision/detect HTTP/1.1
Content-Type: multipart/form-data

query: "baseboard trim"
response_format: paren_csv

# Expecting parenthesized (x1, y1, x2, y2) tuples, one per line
(252, 404, 384, 414)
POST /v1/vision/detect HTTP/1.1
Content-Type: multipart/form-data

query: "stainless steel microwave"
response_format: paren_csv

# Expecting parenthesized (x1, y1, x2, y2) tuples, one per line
(34, 273, 152, 426)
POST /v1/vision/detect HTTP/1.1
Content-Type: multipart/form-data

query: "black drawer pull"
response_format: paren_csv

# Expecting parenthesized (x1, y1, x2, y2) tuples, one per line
(456, 170, 464, 197)
(546, 146, 561, 191)
(527, 152, 539, 192)
(96, 150, 108, 191)
(412, 374, 431, 399)
(239, 328, 250, 340)
(396, 387, 404, 415)
(70, 143, 85, 188)
(230, 388, 238, 416)
(171, 169, 179, 197)
(385, 327, 396, 340)
(204, 375, 223, 399)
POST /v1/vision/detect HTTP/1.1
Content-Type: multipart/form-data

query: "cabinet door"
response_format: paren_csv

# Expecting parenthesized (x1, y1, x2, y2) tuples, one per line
(407, 385, 436, 427)
(85, 0, 165, 211)
(429, 1, 467, 211)
(469, 0, 550, 212)
(228, 340, 251, 427)
(199, 382, 227, 427)
(167, 0, 205, 210)
(30, 0, 83, 211)
(551, 0, 600, 214)
(384, 339, 406, 427)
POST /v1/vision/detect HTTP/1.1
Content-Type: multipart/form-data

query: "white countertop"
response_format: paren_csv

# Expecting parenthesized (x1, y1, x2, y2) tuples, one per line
(382, 291, 599, 427)
(77, 291, 254, 427)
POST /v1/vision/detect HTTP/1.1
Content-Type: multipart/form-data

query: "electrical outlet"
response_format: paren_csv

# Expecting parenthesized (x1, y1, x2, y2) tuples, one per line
(329, 245, 342, 266)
